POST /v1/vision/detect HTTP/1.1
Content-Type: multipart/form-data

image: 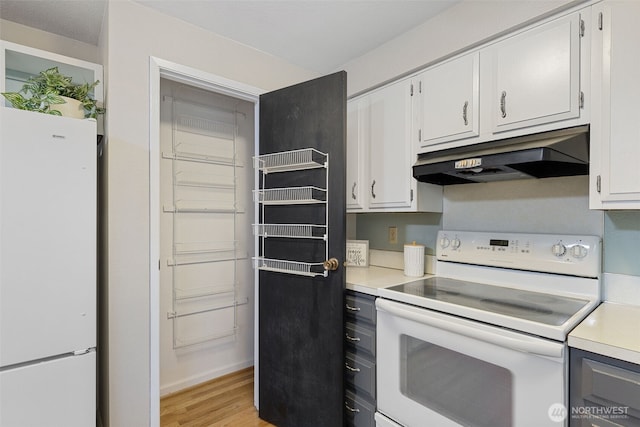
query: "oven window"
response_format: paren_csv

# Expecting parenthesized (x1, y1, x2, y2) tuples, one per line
(400, 335, 513, 427)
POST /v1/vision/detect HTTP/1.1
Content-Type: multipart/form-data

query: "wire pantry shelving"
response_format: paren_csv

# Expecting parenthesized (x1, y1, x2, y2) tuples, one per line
(163, 97, 246, 349)
(253, 147, 330, 277)
(253, 148, 327, 174)
(252, 257, 328, 278)
(253, 186, 326, 205)
(253, 223, 327, 240)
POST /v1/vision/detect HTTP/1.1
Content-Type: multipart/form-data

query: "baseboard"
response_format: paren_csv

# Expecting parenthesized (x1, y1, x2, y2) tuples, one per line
(160, 358, 254, 396)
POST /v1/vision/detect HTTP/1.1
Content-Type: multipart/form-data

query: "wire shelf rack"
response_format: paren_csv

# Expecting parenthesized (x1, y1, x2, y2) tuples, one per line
(253, 257, 328, 277)
(254, 148, 327, 174)
(253, 186, 326, 205)
(253, 223, 327, 240)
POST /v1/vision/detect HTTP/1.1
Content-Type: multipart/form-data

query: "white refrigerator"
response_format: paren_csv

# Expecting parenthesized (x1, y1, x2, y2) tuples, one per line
(0, 107, 96, 426)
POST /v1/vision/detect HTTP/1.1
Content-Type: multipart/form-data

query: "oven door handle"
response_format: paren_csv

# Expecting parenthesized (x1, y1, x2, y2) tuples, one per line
(377, 299, 564, 359)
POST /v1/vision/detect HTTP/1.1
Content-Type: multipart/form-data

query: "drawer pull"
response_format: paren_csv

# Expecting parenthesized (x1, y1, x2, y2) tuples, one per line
(345, 402, 360, 413)
(345, 362, 360, 373)
(345, 333, 361, 342)
(345, 304, 361, 312)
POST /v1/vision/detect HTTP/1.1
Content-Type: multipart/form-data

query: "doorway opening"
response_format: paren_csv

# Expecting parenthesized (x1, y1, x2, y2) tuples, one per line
(158, 78, 255, 395)
(149, 57, 263, 426)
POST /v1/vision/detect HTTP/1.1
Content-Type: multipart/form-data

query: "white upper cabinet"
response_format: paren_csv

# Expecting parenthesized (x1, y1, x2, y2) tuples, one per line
(368, 78, 414, 209)
(590, 1, 640, 209)
(415, 8, 590, 154)
(491, 12, 582, 133)
(346, 96, 368, 211)
(346, 79, 442, 213)
(417, 52, 480, 150)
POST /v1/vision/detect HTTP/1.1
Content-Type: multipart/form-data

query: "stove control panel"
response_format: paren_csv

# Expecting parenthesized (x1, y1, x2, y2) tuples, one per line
(437, 230, 601, 277)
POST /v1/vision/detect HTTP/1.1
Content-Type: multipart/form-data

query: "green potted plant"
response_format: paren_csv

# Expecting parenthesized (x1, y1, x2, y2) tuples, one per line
(1, 67, 105, 119)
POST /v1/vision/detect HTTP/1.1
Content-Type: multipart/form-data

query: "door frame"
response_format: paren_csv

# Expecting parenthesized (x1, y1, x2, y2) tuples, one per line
(148, 57, 263, 425)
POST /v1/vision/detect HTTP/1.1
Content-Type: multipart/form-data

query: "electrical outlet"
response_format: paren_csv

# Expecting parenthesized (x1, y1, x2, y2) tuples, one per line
(388, 226, 398, 244)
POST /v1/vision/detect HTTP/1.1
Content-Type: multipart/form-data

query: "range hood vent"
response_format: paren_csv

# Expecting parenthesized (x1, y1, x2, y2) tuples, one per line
(413, 125, 589, 185)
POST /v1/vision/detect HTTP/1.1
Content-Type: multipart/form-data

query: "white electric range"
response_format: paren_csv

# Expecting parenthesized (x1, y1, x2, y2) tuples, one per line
(375, 230, 601, 427)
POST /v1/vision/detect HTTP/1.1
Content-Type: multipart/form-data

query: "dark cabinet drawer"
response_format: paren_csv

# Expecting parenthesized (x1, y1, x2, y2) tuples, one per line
(570, 348, 640, 427)
(345, 321, 376, 357)
(345, 292, 376, 324)
(345, 389, 375, 427)
(345, 351, 376, 401)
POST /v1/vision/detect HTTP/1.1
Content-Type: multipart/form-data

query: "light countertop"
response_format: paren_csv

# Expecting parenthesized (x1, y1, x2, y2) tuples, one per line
(569, 302, 640, 365)
(346, 265, 431, 296)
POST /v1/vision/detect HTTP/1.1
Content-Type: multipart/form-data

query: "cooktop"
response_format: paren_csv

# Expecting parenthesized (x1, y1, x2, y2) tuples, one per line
(386, 276, 590, 327)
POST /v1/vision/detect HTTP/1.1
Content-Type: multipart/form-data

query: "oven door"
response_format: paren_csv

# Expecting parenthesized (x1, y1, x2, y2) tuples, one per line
(376, 298, 567, 427)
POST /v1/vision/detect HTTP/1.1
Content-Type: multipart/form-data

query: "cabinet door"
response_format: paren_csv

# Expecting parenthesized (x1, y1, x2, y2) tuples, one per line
(419, 52, 479, 150)
(590, 1, 640, 209)
(347, 96, 368, 211)
(492, 12, 581, 133)
(368, 79, 413, 209)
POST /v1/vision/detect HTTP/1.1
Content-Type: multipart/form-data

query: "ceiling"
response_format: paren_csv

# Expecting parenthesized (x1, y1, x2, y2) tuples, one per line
(0, 0, 460, 73)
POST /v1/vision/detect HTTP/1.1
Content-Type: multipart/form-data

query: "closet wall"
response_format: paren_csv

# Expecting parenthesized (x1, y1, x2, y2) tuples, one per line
(159, 79, 255, 395)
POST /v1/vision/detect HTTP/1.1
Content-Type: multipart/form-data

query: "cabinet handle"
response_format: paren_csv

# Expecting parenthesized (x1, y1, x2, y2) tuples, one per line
(345, 304, 361, 312)
(500, 91, 507, 118)
(345, 402, 360, 413)
(463, 100, 469, 126)
(345, 362, 360, 373)
(351, 182, 357, 200)
(371, 180, 376, 199)
(598, 12, 603, 30)
(345, 333, 361, 342)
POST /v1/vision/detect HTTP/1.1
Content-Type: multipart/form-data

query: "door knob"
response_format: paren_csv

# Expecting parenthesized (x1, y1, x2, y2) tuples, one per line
(323, 258, 339, 271)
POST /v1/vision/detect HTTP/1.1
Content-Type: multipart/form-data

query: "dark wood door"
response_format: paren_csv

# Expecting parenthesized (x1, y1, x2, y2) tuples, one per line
(258, 71, 346, 427)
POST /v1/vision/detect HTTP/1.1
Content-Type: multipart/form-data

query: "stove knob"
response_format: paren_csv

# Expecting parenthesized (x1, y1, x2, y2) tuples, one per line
(451, 238, 461, 249)
(570, 244, 588, 259)
(552, 243, 566, 257)
(440, 237, 450, 249)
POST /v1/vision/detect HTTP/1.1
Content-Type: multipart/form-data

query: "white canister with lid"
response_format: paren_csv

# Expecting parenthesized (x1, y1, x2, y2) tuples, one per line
(404, 241, 425, 277)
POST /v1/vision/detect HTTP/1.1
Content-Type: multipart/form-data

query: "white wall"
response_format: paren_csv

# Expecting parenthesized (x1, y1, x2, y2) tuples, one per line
(104, 0, 318, 425)
(0, 18, 100, 64)
(340, 0, 582, 96)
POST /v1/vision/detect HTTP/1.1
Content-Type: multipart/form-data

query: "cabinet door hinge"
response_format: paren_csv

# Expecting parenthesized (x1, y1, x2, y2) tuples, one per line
(410, 189, 414, 202)
(579, 91, 585, 109)
(598, 12, 603, 31)
(579, 19, 585, 37)
(419, 81, 422, 94)
(596, 175, 601, 193)
(418, 129, 422, 141)
(410, 84, 414, 96)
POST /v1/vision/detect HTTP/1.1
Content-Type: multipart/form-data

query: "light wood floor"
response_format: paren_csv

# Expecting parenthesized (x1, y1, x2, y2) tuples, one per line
(160, 367, 275, 427)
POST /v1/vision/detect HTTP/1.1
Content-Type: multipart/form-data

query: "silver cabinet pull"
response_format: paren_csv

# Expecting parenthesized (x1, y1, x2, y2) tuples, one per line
(345, 333, 361, 342)
(463, 101, 469, 125)
(345, 362, 360, 372)
(345, 304, 361, 312)
(371, 180, 376, 199)
(351, 182, 357, 200)
(345, 402, 360, 413)
(500, 91, 507, 118)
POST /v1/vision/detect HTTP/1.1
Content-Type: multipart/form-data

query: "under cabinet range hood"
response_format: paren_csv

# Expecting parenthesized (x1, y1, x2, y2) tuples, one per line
(413, 125, 589, 185)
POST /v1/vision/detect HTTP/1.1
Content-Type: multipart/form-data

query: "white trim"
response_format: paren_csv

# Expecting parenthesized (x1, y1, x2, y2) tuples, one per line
(148, 56, 262, 426)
